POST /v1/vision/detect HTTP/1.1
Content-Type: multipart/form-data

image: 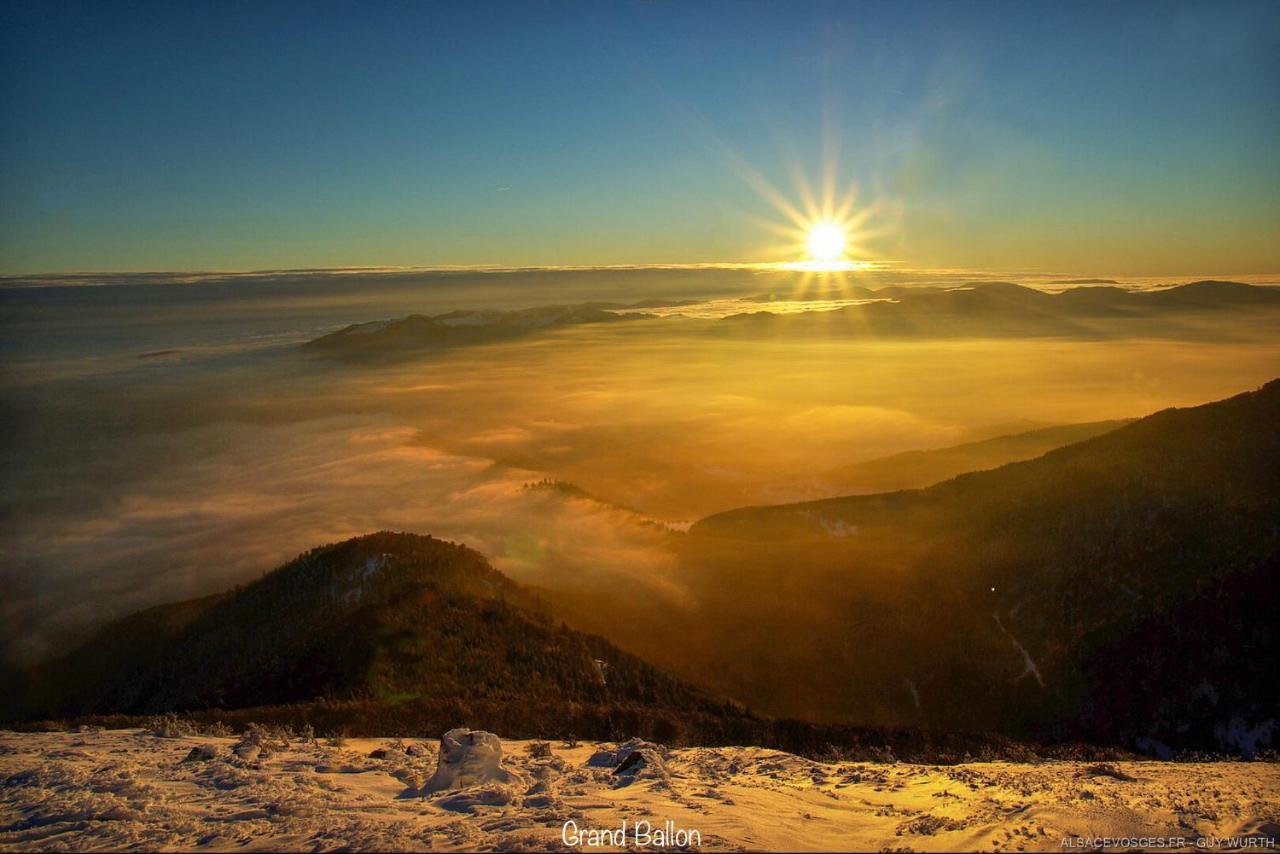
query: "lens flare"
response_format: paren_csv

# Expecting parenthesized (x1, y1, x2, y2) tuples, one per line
(738, 163, 893, 276)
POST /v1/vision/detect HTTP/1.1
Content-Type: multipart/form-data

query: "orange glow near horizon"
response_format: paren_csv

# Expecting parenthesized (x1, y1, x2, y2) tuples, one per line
(744, 164, 894, 284)
(722, 134, 901, 284)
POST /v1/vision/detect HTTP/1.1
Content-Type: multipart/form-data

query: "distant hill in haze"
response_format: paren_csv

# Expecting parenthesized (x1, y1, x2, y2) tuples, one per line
(719, 280, 1280, 339)
(696, 378, 1280, 541)
(305, 303, 656, 361)
(822, 419, 1132, 493)
(1143, 279, 1280, 306)
(305, 281, 1280, 361)
(683, 380, 1279, 754)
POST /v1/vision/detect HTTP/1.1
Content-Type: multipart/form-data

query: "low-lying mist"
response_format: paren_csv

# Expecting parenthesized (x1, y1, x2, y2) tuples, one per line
(2, 269, 1278, 678)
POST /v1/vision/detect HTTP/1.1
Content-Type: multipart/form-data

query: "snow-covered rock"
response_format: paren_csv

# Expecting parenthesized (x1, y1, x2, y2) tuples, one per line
(613, 747, 667, 779)
(423, 729, 519, 793)
(586, 737, 664, 768)
(181, 744, 220, 763)
(586, 738, 669, 783)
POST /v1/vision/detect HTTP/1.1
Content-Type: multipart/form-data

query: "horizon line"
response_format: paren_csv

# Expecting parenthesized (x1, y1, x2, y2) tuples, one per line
(2, 262, 1278, 290)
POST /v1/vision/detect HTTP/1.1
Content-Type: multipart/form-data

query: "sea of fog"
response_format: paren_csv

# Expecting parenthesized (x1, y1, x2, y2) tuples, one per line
(3, 267, 1278, 664)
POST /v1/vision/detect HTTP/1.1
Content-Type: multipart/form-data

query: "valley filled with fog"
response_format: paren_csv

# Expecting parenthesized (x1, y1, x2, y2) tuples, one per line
(3, 267, 1278, 726)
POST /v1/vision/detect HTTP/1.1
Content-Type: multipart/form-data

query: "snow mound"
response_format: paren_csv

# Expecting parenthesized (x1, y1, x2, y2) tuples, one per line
(423, 729, 520, 794)
(586, 737, 666, 768)
(613, 747, 667, 780)
(436, 783, 517, 813)
(181, 744, 221, 763)
(1, 730, 1276, 851)
(586, 738, 669, 784)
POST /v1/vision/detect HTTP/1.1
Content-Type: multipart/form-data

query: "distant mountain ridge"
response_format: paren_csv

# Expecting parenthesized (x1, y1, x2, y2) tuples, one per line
(821, 418, 1133, 493)
(305, 302, 658, 360)
(305, 281, 1280, 360)
(696, 378, 1280, 539)
(719, 280, 1280, 338)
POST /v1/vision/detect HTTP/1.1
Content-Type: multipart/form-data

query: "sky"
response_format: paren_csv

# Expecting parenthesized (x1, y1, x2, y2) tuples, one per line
(2, 0, 1278, 276)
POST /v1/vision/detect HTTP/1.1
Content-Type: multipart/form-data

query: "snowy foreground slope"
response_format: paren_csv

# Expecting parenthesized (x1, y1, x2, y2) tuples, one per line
(2, 729, 1277, 852)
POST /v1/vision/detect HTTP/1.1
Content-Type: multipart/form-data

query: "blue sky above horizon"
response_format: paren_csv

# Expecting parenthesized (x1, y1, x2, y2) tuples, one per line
(2, 0, 1278, 276)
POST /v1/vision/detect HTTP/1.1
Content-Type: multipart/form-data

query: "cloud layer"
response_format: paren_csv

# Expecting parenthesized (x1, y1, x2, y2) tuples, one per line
(3, 271, 1279, 663)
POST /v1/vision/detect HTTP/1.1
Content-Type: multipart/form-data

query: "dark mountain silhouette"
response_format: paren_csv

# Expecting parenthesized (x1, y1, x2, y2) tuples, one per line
(8, 533, 728, 724)
(681, 380, 1279, 754)
(7, 533, 1081, 762)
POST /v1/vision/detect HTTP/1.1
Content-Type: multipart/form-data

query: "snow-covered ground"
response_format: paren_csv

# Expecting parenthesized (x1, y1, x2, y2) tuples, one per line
(1, 728, 1277, 852)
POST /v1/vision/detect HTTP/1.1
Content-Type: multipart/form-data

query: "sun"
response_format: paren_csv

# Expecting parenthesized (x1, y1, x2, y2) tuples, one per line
(806, 222, 846, 262)
(736, 156, 890, 274)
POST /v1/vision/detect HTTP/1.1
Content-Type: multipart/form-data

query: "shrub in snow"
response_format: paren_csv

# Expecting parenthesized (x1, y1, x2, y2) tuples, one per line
(233, 724, 286, 762)
(234, 743, 264, 762)
(423, 728, 519, 793)
(1214, 717, 1275, 759)
(205, 721, 232, 738)
(148, 715, 233, 739)
(146, 712, 196, 738)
